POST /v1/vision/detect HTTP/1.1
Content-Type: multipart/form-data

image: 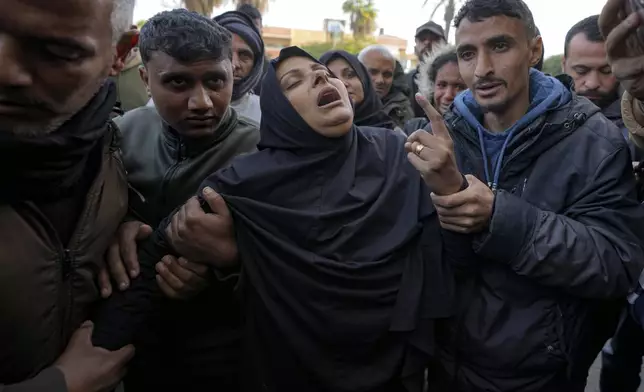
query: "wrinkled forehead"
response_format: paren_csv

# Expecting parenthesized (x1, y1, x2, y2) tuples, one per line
(276, 56, 324, 79)
(566, 34, 608, 66)
(0, 0, 113, 43)
(148, 51, 231, 75)
(362, 51, 394, 70)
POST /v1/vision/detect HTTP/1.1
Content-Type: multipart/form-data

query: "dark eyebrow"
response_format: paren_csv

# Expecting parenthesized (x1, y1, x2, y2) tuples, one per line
(311, 63, 328, 72)
(238, 47, 254, 57)
(34, 35, 95, 56)
(456, 43, 476, 54)
(484, 34, 516, 47)
(279, 69, 302, 84)
(160, 70, 228, 80)
(279, 63, 327, 84)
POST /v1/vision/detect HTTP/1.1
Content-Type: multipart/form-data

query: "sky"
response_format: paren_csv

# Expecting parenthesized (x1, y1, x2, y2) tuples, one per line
(134, 0, 610, 58)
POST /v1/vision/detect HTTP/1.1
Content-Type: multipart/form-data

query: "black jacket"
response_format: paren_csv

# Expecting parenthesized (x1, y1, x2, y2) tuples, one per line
(405, 93, 644, 391)
(113, 106, 259, 391)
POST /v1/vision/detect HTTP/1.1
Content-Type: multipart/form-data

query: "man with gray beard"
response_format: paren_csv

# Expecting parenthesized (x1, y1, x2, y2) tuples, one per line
(0, 0, 138, 391)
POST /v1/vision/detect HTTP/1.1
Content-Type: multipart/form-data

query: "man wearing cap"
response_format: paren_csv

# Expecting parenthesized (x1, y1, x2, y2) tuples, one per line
(407, 21, 447, 117)
(215, 11, 265, 125)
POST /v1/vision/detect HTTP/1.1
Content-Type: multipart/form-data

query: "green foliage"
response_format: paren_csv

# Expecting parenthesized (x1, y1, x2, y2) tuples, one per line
(300, 38, 377, 60)
(342, 0, 378, 40)
(136, 19, 147, 29)
(542, 54, 563, 76)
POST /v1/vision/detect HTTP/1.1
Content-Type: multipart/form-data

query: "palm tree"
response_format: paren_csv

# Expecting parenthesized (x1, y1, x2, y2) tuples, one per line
(181, 0, 271, 16)
(422, 0, 460, 40)
(342, 0, 378, 40)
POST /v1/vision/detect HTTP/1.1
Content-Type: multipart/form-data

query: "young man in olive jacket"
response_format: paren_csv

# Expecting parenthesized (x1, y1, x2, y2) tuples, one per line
(0, 0, 137, 391)
(98, 10, 259, 392)
(401, 0, 644, 390)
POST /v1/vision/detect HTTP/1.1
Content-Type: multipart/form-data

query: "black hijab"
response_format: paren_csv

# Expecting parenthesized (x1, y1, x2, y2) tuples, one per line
(199, 46, 453, 390)
(319, 50, 396, 129)
(214, 11, 265, 100)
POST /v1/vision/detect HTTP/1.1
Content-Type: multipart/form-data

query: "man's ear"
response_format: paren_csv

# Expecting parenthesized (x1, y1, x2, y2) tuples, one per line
(529, 35, 543, 68)
(560, 57, 566, 73)
(139, 66, 151, 97)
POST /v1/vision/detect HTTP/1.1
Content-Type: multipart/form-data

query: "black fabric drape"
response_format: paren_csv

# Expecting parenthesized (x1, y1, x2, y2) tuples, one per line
(205, 46, 453, 390)
(92, 46, 454, 391)
(320, 50, 396, 129)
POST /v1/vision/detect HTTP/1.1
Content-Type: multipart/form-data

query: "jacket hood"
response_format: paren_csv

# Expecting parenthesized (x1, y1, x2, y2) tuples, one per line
(389, 60, 411, 97)
(453, 68, 573, 135)
(416, 44, 457, 103)
(445, 72, 601, 181)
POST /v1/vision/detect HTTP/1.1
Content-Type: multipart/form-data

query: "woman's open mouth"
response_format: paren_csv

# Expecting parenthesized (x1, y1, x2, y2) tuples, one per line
(317, 86, 342, 108)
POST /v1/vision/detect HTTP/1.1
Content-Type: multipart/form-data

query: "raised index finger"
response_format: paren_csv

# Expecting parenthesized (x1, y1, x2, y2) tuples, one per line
(415, 93, 452, 141)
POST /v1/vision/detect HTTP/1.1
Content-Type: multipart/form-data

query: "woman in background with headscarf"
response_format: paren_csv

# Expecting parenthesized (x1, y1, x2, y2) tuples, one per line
(215, 11, 264, 125)
(320, 50, 396, 129)
(416, 45, 466, 116)
(92, 46, 458, 391)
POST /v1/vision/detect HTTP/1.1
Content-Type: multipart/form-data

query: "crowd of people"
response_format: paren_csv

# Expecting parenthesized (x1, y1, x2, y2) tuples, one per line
(3, 0, 644, 391)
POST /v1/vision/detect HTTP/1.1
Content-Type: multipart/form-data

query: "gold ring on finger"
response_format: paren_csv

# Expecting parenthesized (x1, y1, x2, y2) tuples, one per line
(415, 144, 425, 155)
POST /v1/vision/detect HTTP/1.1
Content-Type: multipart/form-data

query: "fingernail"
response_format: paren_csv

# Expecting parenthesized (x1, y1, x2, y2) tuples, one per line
(130, 269, 138, 278)
(178, 258, 187, 266)
(156, 263, 164, 273)
(102, 288, 111, 297)
(203, 186, 214, 195)
(164, 257, 172, 266)
(119, 282, 128, 290)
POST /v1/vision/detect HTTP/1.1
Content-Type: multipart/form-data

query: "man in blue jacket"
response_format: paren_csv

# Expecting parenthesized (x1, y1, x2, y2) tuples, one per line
(403, 0, 644, 390)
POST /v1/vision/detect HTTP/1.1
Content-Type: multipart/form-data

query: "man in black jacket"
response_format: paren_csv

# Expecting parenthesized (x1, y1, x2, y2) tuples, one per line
(403, 0, 644, 390)
(99, 9, 259, 392)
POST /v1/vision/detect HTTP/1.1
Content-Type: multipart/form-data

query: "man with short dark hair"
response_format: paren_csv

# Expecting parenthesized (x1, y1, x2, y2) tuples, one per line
(403, 0, 644, 390)
(98, 9, 259, 392)
(0, 0, 137, 391)
(563, 15, 619, 109)
(563, 15, 642, 160)
(407, 21, 447, 117)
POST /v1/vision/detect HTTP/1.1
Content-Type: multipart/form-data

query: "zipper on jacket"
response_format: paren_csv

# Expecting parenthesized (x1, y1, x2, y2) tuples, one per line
(61, 248, 73, 280)
(159, 141, 185, 211)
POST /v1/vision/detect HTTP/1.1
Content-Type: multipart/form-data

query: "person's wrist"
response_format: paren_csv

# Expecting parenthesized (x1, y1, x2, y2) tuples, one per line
(438, 170, 466, 195)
